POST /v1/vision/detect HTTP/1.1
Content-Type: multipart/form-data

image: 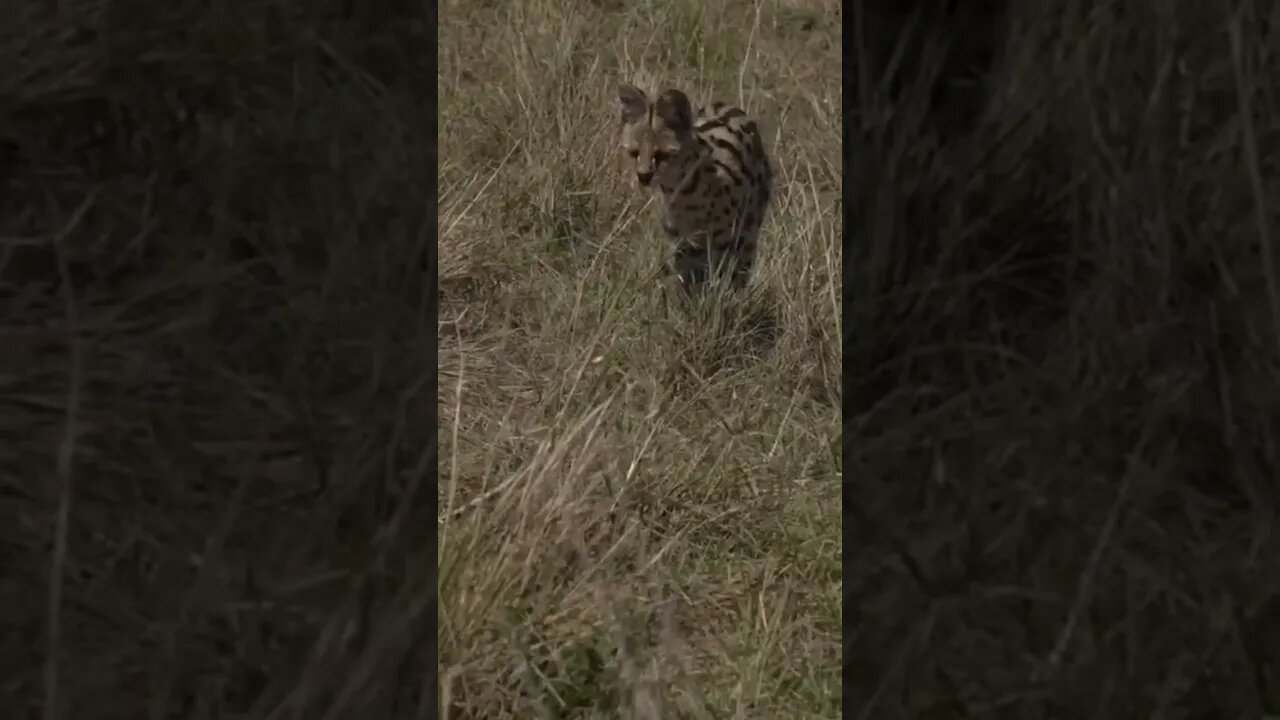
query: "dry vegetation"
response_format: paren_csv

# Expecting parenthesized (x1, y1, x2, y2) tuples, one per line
(3, 1, 434, 717)
(848, 2, 1280, 717)
(439, 0, 840, 717)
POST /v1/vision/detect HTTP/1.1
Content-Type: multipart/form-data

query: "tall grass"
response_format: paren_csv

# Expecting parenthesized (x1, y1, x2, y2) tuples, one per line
(439, 0, 840, 716)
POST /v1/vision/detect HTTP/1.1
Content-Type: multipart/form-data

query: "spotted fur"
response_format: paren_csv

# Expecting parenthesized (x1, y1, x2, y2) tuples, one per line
(617, 82, 772, 290)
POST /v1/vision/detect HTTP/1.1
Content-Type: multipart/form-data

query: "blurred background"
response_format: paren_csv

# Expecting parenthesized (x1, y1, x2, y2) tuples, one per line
(847, 2, 1280, 717)
(2, 2, 435, 717)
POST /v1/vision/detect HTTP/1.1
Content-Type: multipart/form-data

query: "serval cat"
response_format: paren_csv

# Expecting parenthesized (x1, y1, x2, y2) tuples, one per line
(617, 82, 772, 291)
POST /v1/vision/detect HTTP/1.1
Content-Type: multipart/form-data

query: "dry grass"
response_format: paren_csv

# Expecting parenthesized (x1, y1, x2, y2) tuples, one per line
(438, 0, 840, 717)
(848, 2, 1280, 717)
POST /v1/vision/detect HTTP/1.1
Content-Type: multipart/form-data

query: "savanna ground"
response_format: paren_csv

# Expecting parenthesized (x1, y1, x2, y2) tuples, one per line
(848, 2, 1280, 717)
(438, 0, 840, 717)
(4, 1, 435, 717)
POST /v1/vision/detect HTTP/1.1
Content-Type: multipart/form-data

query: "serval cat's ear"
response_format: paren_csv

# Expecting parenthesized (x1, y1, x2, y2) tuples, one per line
(654, 88, 693, 134)
(617, 83, 647, 124)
